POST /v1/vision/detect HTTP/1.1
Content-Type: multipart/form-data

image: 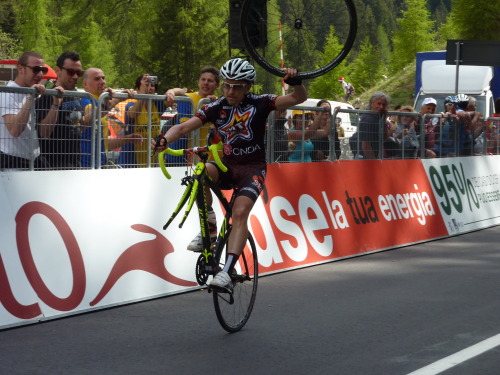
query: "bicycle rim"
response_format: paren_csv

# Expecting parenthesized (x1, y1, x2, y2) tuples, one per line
(213, 230, 258, 333)
(240, 0, 357, 79)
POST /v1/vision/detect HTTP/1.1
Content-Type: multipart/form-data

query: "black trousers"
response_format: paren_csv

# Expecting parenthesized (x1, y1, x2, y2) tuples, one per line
(0, 152, 49, 170)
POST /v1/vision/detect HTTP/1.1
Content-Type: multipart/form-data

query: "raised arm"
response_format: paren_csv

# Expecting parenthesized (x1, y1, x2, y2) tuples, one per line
(275, 68, 307, 110)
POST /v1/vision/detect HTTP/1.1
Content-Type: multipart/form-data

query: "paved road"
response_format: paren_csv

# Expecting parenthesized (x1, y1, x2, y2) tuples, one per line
(2, 226, 500, 375)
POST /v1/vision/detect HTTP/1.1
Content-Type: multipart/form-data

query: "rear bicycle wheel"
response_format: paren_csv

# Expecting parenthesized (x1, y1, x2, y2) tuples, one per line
(240, 0, 357, 79)
(213, 228, 259, 333)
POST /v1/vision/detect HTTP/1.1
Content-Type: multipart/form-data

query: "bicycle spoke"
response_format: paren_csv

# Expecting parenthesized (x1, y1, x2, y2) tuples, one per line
(213, 232, 258, 333)
(240, 0, 357, 79)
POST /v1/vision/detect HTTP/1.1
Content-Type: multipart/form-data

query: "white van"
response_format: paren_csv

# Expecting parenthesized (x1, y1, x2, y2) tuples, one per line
(414, 59, 495, 116)
(295, 98, 356, 138)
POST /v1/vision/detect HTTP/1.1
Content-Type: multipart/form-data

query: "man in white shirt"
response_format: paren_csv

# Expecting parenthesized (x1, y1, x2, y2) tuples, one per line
(0, 51, 48, 170)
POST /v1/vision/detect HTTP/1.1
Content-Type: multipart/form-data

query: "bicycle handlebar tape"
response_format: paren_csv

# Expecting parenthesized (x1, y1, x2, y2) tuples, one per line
(209, 142, 228, 172)
(283, 76, 303, 86)
(158, 150, 172, 179)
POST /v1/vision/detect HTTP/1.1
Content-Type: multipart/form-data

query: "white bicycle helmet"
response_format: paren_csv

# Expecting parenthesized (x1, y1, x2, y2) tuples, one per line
(220, 58, 256, 83)
(456, 93, 469, 109)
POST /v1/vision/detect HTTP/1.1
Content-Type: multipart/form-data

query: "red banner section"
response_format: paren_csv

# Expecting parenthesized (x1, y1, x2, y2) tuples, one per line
(252, 160, 448, 273)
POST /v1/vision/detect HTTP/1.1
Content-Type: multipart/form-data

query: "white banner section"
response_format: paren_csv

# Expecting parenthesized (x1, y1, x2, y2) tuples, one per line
(422, 156, 500, 234)
(0, 168, 214, 328)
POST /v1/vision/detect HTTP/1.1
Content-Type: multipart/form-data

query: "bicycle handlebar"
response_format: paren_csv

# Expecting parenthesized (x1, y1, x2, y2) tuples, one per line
(158, 142, 228, 179)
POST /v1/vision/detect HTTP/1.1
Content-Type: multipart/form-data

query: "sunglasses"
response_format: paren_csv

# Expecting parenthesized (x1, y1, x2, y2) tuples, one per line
(61, 67, 84, 77)
(222, 82, 248, 91)
(22, 64, 48, 75)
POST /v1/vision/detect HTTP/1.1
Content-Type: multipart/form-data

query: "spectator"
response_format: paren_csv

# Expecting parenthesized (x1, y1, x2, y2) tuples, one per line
(335, 117, 345, 138)
(388, 104, 401, 136)
(119, 73, 165, 167)
(80, 67, 139, 167)
(164, 66, 220, 140)
(418, 97, 438, 158)
(463, 96, 487, 155)
(0, 51, 48, 170)
(310, 99, 340, 160)
(486, 97, 500, 154)
(338, 76, 355, 102)
(270, 107, 289, 162)
(434, 95, 461, 157)
(35, 51, 84, 169)
(394, 106, 420, 158)
(287, 111, 314, 163)
(357, 91, 391, 159)
(163, 66, 220, 164)
(453, 94, 482, 156)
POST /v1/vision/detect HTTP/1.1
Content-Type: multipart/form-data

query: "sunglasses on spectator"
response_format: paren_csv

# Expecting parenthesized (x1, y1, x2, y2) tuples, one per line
(21, 64, 48, 75)
(222, 82, 248, 91)
(61, 67, 84, 77)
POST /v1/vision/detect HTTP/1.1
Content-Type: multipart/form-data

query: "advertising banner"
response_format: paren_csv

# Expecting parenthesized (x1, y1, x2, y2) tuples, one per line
(1, 156, 498, 329)
(422, 157, 500, 234)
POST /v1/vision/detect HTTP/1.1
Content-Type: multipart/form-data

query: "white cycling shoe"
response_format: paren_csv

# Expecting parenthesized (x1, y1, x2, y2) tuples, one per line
(209, 271, 233, 294)
(186, 232, 216, 252)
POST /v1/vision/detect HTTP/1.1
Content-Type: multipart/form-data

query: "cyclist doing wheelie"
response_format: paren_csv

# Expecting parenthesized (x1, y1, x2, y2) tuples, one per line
(155, 58, 307, 293)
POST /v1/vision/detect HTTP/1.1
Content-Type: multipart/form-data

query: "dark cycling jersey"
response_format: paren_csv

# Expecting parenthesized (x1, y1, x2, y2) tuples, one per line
(196, 93, 277, 164)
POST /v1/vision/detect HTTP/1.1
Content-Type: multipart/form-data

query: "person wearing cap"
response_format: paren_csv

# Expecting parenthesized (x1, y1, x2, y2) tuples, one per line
(338, 76, 355, 102)
(154, 58, 307, 293)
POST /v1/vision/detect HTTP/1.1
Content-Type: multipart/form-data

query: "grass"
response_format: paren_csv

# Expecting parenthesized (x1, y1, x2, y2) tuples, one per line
(351, 62, 417, 110)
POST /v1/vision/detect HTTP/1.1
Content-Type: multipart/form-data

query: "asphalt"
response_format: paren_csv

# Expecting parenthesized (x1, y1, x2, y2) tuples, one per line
(1, 225, 500, 375)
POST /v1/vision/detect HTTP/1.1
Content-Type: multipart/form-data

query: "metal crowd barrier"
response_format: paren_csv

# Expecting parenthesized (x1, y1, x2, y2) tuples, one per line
(1, 83, 498, 172)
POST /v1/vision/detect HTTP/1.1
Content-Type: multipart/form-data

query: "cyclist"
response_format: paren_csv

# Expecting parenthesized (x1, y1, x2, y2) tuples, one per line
(155, 58, 307, 293)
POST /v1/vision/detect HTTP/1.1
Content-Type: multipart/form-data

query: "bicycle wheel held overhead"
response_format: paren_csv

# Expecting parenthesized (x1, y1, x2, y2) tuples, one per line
(240, 0, 357, 79)
(213, 228, 258, 333)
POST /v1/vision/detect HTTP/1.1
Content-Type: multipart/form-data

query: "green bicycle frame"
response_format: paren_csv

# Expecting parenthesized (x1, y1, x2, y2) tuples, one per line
(159, 143, 232, 263)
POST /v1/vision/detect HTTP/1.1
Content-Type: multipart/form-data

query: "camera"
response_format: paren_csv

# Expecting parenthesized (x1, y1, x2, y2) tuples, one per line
(149, 76, 158, 85)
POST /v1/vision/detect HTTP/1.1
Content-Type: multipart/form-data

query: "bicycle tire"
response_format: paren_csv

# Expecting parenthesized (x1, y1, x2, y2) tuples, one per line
(240, 0, 357, 79)
(212, 228, 259, 333)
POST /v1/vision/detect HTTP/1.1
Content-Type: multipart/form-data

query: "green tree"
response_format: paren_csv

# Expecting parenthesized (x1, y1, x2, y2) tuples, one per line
(377, 26, 391, 68)
(451, 0, 500, 39)
(151, 0, 228, 90)
(390, 0, 436, 74)
(353, 3, 378, 48)
(55, 0, 158, 87)
(309, 26, 349, 100)
(350, 37, 384, 91)
(76, 21, 117, 85)
(436, 13, 459, 48)
(0, 31, 19, 58)
(14, 0, 67, 64)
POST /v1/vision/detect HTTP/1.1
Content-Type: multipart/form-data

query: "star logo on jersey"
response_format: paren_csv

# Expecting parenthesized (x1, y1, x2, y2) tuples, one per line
(218, 107, 255, 144)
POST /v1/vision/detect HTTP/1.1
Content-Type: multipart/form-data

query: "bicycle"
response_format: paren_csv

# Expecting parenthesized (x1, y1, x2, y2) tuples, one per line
(158, 142, 259, 333)
(240, 0, 357, 79)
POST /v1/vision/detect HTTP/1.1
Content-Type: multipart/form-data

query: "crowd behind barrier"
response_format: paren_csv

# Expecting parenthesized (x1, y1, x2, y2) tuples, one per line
(1, 86, 499, 171)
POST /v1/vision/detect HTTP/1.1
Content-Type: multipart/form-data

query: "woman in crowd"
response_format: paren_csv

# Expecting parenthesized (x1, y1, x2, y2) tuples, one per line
(287, 111, 315, 163)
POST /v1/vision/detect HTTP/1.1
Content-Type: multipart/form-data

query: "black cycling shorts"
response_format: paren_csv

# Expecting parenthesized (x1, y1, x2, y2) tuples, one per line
(211, 161, 266, 202)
